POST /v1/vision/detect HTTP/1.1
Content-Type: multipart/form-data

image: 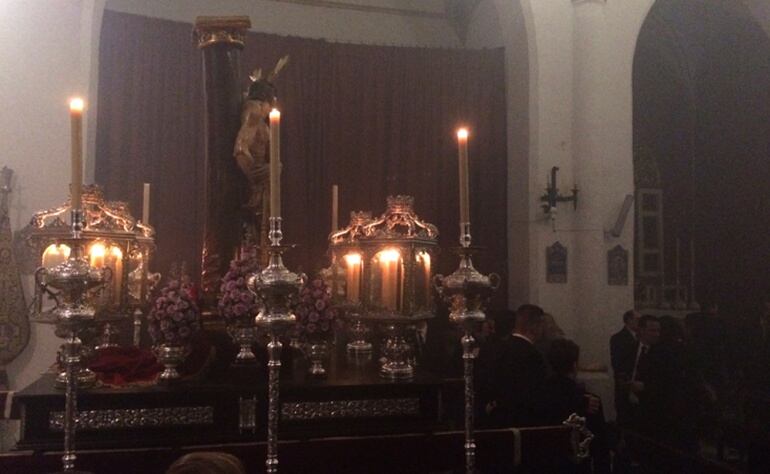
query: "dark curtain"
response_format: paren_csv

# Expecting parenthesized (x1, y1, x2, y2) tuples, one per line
(96, 11, 508, 305)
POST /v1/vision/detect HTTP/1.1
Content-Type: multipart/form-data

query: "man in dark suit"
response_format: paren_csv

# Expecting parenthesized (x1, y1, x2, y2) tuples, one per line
(627, 314, 661, 434)
(477, 304, 547, 427)
(609, 309, 640, 425)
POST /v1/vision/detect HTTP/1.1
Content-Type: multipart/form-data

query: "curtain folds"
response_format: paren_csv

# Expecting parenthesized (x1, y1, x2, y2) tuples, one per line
(96, 10, 509, 305)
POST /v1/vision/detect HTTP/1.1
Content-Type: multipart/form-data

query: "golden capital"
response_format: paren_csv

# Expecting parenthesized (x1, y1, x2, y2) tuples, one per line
(193, 16, 252, 49)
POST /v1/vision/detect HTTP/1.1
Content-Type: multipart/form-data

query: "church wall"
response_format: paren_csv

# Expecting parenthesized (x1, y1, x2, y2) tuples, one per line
(514, 0, 654, 371)
(105, 0, 461, 48)
(465, 0, 504, 49)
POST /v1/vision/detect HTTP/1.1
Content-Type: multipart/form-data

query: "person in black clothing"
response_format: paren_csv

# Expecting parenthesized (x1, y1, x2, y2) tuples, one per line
(541, 339, 610, 473)
(628, 314, 664, 436)
(610, 309, 640, 425)
(477, 304, 546, 427)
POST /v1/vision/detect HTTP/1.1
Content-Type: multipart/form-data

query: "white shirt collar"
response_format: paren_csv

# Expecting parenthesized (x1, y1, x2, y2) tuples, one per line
(512, 332, 534, 345)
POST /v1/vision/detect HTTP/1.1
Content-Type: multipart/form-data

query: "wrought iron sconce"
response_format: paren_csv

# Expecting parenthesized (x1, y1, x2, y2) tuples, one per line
(540, 166, 578, 219)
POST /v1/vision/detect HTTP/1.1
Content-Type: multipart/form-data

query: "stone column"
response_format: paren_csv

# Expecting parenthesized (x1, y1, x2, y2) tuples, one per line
(193, 16, 251, 304)
(571, 0, 636, 365)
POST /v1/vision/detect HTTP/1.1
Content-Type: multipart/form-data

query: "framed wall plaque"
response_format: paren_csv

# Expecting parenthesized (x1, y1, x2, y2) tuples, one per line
(546, 241, 567, 283)
(608, 244, 629, 286)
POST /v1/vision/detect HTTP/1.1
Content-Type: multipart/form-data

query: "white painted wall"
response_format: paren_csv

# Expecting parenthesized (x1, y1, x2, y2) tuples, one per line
(511, 0, 654, 371)
(105, 0, 461, 47)
(466, 0, 504, 48)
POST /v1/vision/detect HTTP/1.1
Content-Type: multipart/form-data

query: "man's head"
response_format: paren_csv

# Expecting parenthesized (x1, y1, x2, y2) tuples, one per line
(514, 304, 545, 341)
(623, 309, 641, 334)
(547, 338, 580, 378)
(246, 80, 277, 105)
(638, 314, 661, 346)
(166, 452, 245, 474)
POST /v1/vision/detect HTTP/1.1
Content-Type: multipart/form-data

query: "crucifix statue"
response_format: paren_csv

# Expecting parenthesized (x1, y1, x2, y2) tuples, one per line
(234, 56, 288, 264)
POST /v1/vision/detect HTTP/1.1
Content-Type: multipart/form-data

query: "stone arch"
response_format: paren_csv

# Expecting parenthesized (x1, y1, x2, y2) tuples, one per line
(632, 0, 770, 314)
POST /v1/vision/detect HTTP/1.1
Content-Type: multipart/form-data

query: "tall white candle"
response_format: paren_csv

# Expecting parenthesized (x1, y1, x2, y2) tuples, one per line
(332, 184, 339, 232)
(70, 98, 84, 211)
(344, 253, 362, 303)
(269, 108, 281, 218)
(457, 128, 470, 224)
(142, 183, 151, 224)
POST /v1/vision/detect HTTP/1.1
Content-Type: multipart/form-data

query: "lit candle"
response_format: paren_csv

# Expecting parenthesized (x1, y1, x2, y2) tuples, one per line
(42, 244, 71, 268)
(456, 128, 470, 224)
(111, 246, 123, 304)
(344, 252, 362, 303)
(269, 108, 281, 218)
(379, 249, 400, 311)
(142, 183, 151, 224)
(420, 251, 431, 304)
(89, 242, 106, 269)
(331, 184, 339, 232)
(70, 98, 84, 211)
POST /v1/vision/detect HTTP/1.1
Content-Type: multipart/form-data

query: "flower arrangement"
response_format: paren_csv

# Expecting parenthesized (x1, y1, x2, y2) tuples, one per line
(218, 256, 261, 325)
(147, 278, 201, 347)
(295, 277, 337, 343)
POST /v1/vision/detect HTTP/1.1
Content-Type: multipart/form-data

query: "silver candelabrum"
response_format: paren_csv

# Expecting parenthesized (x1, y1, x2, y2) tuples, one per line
(434, 221, 500, 474)
(32, 209, 110, 474)
(248, 217, 304, 474)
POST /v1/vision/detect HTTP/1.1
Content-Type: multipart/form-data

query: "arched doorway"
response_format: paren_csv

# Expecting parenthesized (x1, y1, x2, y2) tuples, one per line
(633, 0, 770, 318)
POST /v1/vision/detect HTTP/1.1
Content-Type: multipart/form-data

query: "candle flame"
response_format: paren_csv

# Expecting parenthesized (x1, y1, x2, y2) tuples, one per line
(43, 244, 71, 260)
(378, 248, 401, 263)
(89, 242, 106, 257)
(69, 98, 85, 112)
(269, 108, 281, 120)
(457, 128, 469, 140)
(344, 253, 362, 266)
(110, 246, 123, 259)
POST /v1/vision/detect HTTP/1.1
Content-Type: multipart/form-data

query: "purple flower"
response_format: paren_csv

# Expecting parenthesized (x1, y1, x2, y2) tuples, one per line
(306, 323, 317, 333)
(308, 311, 320, 323)
(314, 299, 326, 311)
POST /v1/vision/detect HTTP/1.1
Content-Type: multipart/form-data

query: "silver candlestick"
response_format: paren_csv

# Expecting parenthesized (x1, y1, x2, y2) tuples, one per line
(32, 209, 109, 474)
(248, 217, 304, 474)
(434, 221, 500, 474)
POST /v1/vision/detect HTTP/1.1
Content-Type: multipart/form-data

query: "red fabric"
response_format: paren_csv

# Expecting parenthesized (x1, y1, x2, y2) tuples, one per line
(88, 347, 163, 386)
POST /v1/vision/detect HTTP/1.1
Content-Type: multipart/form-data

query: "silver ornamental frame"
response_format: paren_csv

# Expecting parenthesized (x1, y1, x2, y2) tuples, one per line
(434, 221, 500, 474)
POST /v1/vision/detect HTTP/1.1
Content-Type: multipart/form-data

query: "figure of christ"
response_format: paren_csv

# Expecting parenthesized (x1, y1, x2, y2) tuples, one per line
(233, 80, 276, 262)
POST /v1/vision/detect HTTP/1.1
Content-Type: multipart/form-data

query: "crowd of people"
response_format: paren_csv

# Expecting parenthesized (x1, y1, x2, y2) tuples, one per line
(473, 301, 770, 471)
(610, 304, 770, 462)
